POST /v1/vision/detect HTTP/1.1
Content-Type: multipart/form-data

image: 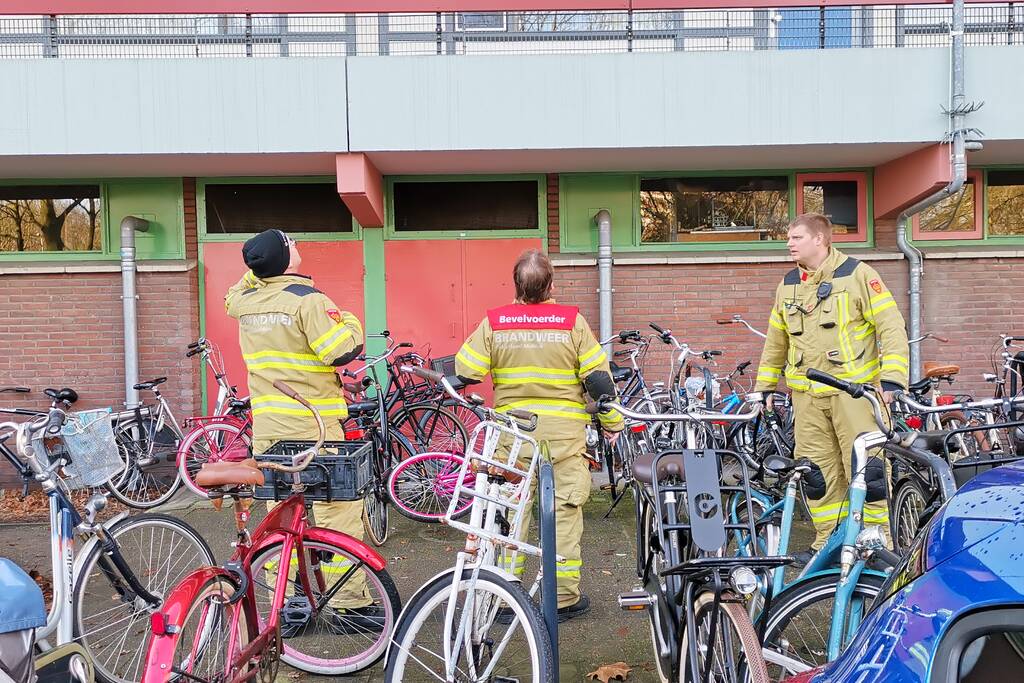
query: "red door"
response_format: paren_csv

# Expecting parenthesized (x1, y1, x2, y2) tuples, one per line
(384, 238, 542, 401)
(201, 241, 365, 413)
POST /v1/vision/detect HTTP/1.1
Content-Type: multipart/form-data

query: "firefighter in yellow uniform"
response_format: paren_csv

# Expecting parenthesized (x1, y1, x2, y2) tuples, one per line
(455, 249, 624, 621)
(755, 214, 909, 553)
(225, 229, 375, 625)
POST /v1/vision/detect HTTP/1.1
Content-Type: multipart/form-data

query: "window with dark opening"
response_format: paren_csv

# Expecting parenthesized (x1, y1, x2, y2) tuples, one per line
(205, 183, 353, 235)
(392, 180, 539, 232)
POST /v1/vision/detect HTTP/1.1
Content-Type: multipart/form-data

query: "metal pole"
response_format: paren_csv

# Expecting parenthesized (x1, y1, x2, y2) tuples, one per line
(538, 445, 559, 677)
(895, 0, 975, 383)
(595, 210, 613, 353)
(120, 216, 150, 409)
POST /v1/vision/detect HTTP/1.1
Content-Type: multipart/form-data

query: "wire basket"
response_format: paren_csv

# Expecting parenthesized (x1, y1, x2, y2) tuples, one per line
(56, 409, 124, 490)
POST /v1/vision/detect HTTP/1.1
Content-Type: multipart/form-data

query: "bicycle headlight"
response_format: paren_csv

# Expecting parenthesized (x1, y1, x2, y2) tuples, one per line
(730, 566, 759, 596)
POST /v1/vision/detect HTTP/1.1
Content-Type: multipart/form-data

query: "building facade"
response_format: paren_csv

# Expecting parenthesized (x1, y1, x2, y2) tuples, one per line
(2, 0, 1023, 483)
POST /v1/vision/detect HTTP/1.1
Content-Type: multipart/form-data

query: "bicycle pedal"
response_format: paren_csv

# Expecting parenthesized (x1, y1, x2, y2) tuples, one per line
(618, 590, 654, 611)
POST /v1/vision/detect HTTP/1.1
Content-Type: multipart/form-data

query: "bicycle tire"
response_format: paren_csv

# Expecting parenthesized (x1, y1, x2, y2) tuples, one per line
(363, 488, 390, 546)
(394, 403, 469, 455)
(891, 477, 928, 553)
(761, 572, 885, 681)
(176, 419, 251, 498)
(141, 573, 254, 683)
(677, 591, 770, 683)
(73, 513, 216, 683)
(106, 416, 181, 509)
(385, 567, 554, 683)
(387, 451, 472, 523)
(249, 538, 401, 675)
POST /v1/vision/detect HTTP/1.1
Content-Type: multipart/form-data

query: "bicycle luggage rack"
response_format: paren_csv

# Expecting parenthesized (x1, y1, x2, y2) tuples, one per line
(936, 419, 1024, 487)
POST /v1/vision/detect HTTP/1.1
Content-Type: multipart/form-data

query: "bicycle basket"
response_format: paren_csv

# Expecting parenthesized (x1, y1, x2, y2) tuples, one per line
(253, 440, 372, 502)
(56, 409, 124, 490)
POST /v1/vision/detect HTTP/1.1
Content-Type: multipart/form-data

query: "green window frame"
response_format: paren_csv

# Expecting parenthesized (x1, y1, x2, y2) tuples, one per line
(559, 169, 874, 253)
(197, 177, 361, 243)
(909, 166, 1024, 247)
(384, 174, 547, 241)
(0, 178, 185, 261)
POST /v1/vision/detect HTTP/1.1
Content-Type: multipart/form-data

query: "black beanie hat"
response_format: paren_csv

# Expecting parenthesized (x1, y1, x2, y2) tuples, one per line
(242, 229, 291, 278)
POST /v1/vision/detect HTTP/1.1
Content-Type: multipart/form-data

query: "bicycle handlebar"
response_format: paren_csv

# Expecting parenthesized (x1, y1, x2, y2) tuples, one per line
(590, 396, 763, 424)
(0, 387, 30, 394)
(895, 391, 1024, 415)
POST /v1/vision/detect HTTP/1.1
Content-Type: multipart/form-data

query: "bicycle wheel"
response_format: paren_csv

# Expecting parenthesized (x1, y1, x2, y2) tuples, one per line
(74, 513, 216, 683)
(761, 572, 885, 681)
(249, 539, 401, 675)
(385, 567, 554, 683)
(177, 420, 251, 498)
(891, 477, 928, 553)
(107, 416, 181, 509)
(387, 451, 472, 523)
(363, 488, 390, 547)
(678, 591, 770, 683)
(395, 404, 469, 455)
(142, 574, 257, 683)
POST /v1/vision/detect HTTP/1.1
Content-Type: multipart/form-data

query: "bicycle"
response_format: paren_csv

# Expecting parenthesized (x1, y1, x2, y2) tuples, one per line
(598, 396, 791, 683)
(887, 390, 1024, 552)
(385, 366, 555, 682)
(0, 392, 215, 683)
(758, 368, 963, 681)
(142, 380, 401, 680)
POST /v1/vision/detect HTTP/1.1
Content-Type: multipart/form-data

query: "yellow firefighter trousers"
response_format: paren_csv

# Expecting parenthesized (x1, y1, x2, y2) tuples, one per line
(791, 390, 890, 549)
(498, 434, 591, 609)
(255, 430, 370, 609)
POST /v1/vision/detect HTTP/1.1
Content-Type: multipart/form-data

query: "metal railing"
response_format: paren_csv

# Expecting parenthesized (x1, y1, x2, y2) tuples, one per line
(1, 6, 1022, 59)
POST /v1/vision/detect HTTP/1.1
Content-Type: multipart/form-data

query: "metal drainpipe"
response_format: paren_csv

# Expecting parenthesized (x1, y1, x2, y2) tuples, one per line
(120, 216, 151, 409)
(895, 0, 981, 382)
(595, 210, 613, 353)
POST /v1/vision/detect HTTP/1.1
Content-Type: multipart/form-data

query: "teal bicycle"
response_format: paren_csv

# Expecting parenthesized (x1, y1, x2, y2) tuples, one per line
(755, 369, 961, 680)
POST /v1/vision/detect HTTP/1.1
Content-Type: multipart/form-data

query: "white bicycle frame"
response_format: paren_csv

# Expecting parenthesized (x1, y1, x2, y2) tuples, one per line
(438, 414, 555, 681)
(1, 418, 130, 650)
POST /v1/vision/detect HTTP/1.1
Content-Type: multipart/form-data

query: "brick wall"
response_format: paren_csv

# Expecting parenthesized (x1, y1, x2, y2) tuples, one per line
(0, 180, 202, 488)
(546, 173, 560, 254)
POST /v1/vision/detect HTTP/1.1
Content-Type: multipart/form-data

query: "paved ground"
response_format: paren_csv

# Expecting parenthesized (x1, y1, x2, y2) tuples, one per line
(1, 477, 814, 682)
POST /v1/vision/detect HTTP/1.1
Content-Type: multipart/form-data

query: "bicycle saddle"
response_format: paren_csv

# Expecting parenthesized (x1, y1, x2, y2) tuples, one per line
(609, 361, 634, 383)
(133, 377, 168, 391)
(347, 401, 377, 416)
(44, 388, 79, 404)
(195, 458, 265, 488)
(633, 451, 686, 485)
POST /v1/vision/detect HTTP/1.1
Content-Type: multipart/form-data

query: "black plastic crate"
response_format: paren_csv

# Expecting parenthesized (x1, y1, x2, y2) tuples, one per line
(254, 440, 371, 502)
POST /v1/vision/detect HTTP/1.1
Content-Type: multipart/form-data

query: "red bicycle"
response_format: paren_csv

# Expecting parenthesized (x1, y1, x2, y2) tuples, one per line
(143, 380, 400, 681)
(177, 338, 253, 498)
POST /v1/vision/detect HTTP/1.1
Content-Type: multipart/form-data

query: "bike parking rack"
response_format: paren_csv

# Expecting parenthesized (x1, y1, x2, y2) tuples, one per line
(538, 443, 559, 679)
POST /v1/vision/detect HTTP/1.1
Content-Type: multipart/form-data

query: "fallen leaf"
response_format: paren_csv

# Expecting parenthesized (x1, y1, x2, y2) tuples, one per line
(587, 661, 631, 682)
(601, 570, 613, 576)
(287, 671, 301, 679)
(445, 546, 453, 552)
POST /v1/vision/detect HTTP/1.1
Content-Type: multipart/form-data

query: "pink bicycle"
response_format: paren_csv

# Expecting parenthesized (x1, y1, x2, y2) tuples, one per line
(384, 365, 476, 523)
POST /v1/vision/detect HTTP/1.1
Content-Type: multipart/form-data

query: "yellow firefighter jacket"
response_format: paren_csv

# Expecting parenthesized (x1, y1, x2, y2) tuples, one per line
(225, 272, 363, 440)
(754, 248, 910, 395)
(455, 301, 624, 442)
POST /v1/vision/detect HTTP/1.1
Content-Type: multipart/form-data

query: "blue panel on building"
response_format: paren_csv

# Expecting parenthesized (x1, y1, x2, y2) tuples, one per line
(778, 8, 853, 49)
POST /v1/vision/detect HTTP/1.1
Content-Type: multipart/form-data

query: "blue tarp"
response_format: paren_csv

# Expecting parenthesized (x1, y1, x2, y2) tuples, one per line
(0, 558, 46, 634)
